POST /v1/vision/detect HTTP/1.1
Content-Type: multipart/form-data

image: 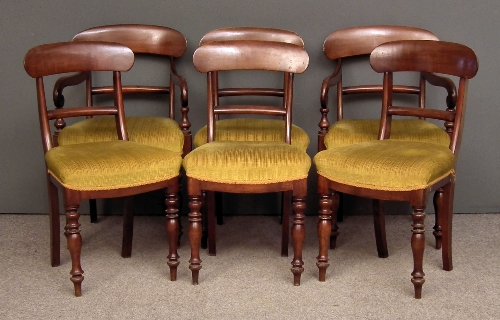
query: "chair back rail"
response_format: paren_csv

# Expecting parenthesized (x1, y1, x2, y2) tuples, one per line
(200, 27, 304, 48)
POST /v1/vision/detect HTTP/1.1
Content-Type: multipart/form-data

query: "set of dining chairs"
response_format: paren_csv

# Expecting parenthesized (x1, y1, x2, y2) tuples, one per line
(23, 24, 478, 299)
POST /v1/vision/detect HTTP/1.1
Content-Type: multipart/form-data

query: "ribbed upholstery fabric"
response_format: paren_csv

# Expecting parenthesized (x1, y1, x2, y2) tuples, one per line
(193, 119, 310, 151)
(324, 119, 450, 149)
(183, 141, 311, 184)
(45, 141, 182, 191)
(314, 140, 454, 191)
(58, 116, 184, 155)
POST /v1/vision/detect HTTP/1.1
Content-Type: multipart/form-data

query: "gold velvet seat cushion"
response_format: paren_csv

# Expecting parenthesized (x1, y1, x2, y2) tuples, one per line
(324, 119, 450, 149)
(193, 118, 310, 151)
(58, 116, 184, 155)
(314, 140, 454, 191)
(183, 141, 311, 184)
(45, 141, 182, 191)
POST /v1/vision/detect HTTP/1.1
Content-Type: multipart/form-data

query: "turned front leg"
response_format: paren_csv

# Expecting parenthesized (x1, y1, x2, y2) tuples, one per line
(291, 196, 305, 285)
(329, 192, 340, 249)
(411, 206, 426, 299)
(166, 191, 180, 281)
(188, 195, 202, 284)
(64, 205, 84, 297)
(317, 194, 332, 282)
(433, 189, 443, 250)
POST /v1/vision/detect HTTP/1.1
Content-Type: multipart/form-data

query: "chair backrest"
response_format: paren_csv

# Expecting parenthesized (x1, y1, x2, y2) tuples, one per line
(193, 40, 309, 144)
(199, 27, 304, 47)
(199, 27, 305, 122)
(322, 25, 439, 121)
(24, 41, 134, 153)
(69, 24, 188, 118)
(370, 40, 478, 156)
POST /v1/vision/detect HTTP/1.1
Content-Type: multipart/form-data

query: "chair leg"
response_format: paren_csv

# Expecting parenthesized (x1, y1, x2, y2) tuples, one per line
(215, 192, 224, 225)
(48, 178, 60, 267)
(291, 195, 306, 286)
(441, 182, 454, 271)
(337, 192, 344, 222)
(206, 191, 217, 256)
(188, 194, 203, 285)
(89, 199, 98, 223)
(373, 199, 388, 258)
(433, 189, 444, 250)
(200, 192, 208, 249)
(281, 191, 291, 257)
(317, 193, 332, 281)
(329, 192, 340, 249)
(165, 190, 180, 281)
(121, 196, 134, 258)
(410, 206, 426, 299)
(64, 201, 84, 297)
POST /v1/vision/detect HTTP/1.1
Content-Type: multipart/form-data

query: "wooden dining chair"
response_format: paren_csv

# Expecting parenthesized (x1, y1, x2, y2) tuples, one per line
(183, 40, 310, 285)
(192, 27, 310, 256)
(315, 40, 478, 298)
(319, 26, 453, 257)
(24, 41, 183, 296)
(53, 24, 190, 224)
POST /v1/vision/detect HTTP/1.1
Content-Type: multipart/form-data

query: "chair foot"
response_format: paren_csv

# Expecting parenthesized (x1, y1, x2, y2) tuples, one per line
(168, 261, 179, 281)
(411, 278, 424, 299)
(317, 262, 329, 282)
(291, 266, 303, 286)
(71, 275, 84, 297)
(190, 267, 200, 285)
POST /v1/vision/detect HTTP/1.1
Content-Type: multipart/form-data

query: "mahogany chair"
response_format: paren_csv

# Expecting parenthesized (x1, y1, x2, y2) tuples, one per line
(315, 40, 478, 298)
(319, 26, 452, 257)
(53, 24, 190, 223)
(24, 41, 182, 296)
(193, 27, 310, 256)
(184, 40, 310, 285)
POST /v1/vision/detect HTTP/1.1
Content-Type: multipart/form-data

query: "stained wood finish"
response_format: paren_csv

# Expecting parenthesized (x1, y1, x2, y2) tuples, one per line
(189, 40, 309, 285)
(24, 42, 180, 296)
(54, 24, 191, 224)
(193, 41, 309, 73)
(199, 27, 305, 48)
(317, 40, 478, 298)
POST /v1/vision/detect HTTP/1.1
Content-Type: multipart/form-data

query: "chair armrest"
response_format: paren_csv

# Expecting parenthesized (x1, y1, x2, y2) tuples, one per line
(170, 59, 188, 108)
(422, 72, 457, 109)
(320, 64, 341, 109)
(53, 72, 90, 108)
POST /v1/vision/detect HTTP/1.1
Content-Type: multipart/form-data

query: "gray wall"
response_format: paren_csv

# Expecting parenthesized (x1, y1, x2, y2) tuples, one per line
(1, 0, 499, 214)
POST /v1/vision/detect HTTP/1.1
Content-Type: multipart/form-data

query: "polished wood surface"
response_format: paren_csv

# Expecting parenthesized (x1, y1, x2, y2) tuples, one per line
(317, 40, 478, 298)
(24, 41, 180, 296)
(199, 27, 304, 47)
(323, 25, 438, 60)
(188, 39, 309, 285)
(193, 41, 309, 73)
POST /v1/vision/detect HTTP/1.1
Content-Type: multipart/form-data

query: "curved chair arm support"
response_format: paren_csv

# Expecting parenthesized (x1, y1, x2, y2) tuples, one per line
(53, 72, 90, 108)
(170, 69, 189, 108)
(320, 63, 341, 109)
(422, 72, 457, 109)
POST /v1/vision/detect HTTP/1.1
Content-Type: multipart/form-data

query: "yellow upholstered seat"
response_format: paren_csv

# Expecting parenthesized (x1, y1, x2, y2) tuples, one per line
(183, 141, 310, 184)
(194, 119, 310, 151)
(58, 116, 185, 155)
(315, 140, 454, 191)
(46, 141, 182, 191)
(324, 119, 450, 149)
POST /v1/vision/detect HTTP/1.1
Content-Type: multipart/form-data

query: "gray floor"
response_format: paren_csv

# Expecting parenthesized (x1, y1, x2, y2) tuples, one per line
(0, 213, 498, 319)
